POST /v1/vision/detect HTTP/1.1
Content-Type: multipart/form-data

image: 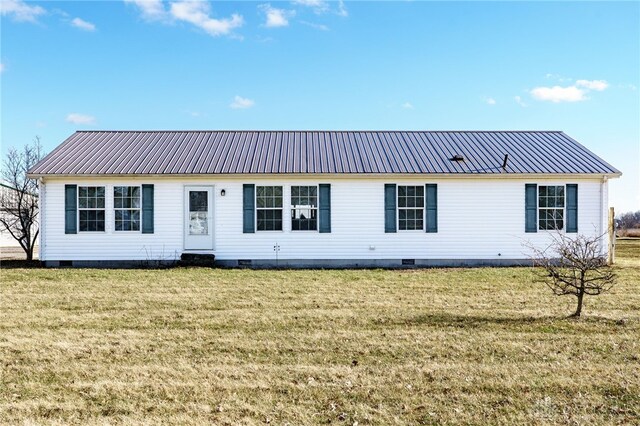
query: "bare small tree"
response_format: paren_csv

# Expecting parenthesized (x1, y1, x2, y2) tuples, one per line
(0, 137, 44, 260)
(526, 233, 616, 318)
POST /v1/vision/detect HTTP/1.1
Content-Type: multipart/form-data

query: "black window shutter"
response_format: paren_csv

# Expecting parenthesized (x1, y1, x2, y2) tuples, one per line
(525, 184, 537, 233)
(141, 184, 154, 234)
(425, 184, 438, 233)
(319, 184, 331, 233)
(243, 184, 255, 233)
(566, 184, 578, 233)
(384, 184, 396, 233)
(65, 184, 77, 234)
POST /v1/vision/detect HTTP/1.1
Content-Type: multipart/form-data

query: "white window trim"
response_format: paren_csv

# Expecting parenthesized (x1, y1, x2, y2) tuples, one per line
(290, 184, 319, 232)
(255, 185, 284, 232)
(537, 184, 566, 232)
(77, 185, 106, 233)
(114, 185, 142, 233)
(397, 185, 425, 232)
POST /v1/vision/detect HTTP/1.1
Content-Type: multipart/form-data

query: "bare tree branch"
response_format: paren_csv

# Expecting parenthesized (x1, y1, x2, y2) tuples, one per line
(524, 232, 616, 317)
(1, 137, 44, 260)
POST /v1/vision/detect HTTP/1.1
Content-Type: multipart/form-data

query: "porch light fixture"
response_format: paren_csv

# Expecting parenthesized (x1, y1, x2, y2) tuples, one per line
(220, 189, 226, 196)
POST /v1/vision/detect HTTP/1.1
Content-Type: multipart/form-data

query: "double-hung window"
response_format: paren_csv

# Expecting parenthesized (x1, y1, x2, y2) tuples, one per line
(78, 186, 105, 232)
(291, 186, 318, 231)
(114, 186, 141, 231)
(538, 185, 565, 230)
(256, 186, 283, 231)
(398, 185, 424, 230)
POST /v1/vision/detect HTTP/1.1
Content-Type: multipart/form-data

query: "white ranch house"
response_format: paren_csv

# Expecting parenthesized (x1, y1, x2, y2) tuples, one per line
(28, 130, 621, 267)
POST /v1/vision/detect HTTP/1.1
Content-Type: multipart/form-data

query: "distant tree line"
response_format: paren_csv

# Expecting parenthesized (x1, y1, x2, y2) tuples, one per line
(616, 211, 640, 229)
(616, 210, 640, 237)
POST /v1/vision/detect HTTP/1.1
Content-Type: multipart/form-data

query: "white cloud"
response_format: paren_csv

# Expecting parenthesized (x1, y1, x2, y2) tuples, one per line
(337, 0, 348, 17)
(71, 17, 96, 31)
(300, 20, 328, 31)
(292, 0, 347, 16)
(530, 78, 609, 103)
(0, 0, 46, 23)
(576, 79, 609, 91)
(230, 96, 255, 109)
(124, 0, 168, 21)
(485, 97, 496, 105)
(292, 0, 329, 13)
(514, 96, 527, 107)
(260, 4, 294, 28)
(170, 1, 244, 36)
(401, 102, 414, 110)
(530, 85, 586, 103)
(545, 73, 571, 82)
(66, 113, 96, 125)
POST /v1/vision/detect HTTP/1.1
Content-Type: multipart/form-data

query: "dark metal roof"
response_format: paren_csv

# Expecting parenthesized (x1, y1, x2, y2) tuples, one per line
(29, 131, 621, 176)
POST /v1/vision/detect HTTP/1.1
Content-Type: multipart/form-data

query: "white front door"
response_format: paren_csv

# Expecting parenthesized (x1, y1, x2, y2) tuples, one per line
(184, 186, 214, 250)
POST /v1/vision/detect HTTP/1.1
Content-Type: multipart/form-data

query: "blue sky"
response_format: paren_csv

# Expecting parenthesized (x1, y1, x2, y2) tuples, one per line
(1, 1, 638, 212)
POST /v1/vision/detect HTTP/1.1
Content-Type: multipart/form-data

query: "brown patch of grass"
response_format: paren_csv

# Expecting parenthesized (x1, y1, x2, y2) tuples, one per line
(617, 228, 640, 238)
(1, 243, 639, 424)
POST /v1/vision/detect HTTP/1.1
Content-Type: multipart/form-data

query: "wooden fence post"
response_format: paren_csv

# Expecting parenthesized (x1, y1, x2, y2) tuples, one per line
(608, 207, 615, 265)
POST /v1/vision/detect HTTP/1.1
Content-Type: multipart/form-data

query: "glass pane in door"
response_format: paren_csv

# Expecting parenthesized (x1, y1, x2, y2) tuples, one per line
(189, 191, 208, 235)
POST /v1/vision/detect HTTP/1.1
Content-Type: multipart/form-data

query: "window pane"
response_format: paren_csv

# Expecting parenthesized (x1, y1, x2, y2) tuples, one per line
(539, 186, 547, 197)
(130, 211, 140, 231)
(189, 191, 208, 212)
(291, 207, 317, 231)
(189, 212, 208, 235)
(538, 186, 565, 230)
(257, 209, 282, 231)
(79, 209, 105, 232)
(78, 187, 105, 232)
(398, 186, 424, 231)
(291, 186, 318, 208)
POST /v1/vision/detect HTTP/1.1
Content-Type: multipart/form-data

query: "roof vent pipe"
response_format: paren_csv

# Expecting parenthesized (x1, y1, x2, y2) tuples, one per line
(502, 154, 509, 169)
(451, 154, 464, 161)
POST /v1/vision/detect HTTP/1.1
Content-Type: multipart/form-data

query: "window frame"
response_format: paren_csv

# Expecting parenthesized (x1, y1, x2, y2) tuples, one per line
(396, 185, 425, 232)
(290, 185, 319, 232)
(537, 184, 566, 231)
(77, 185, 106, 233)
(255, 185, 284, 232)
(114, 185, 142, 233)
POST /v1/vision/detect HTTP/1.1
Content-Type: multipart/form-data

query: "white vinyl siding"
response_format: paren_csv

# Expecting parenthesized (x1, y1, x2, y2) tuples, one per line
(39, 177, 607, 261)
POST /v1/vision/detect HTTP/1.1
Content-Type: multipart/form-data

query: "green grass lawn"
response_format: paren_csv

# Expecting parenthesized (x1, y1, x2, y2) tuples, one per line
(1, 241, 639, 425)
